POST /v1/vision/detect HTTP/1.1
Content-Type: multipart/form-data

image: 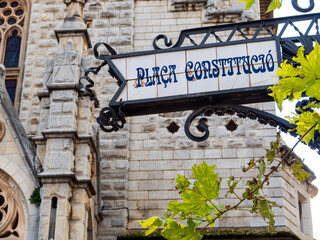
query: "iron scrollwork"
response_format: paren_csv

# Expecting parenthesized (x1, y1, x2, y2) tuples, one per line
(292, 0, 314, 13)
(185, 105, 320, 153)
(78, 42, 118, 107)
(152, 12, 319, 51)
(78, 41, 128, 133)
(97, 107, 126, 133)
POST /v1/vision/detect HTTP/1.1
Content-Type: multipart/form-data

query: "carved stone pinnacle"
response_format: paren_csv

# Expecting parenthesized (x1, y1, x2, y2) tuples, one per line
(64, 0, 88, 19)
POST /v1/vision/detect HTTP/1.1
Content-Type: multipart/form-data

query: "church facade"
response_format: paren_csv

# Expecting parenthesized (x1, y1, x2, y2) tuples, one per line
(0, 0, 317, 239)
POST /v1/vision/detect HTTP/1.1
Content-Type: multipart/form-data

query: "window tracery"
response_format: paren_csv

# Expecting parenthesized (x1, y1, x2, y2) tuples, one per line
(0, 177, 25, 239)
(0, 0, 28, 106)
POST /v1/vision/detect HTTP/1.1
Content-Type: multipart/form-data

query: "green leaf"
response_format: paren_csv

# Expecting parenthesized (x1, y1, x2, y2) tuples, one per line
(291, 161, 312, 182)
(139, 217, 163, 235)
(161, 219, 203, 240)
(166, 162, 222, 219)
(289, 111, 319, 143)
(256, 198, 276, 231)
(269, 42, 320, 112)
(266, 0, 282, 13)
(265, 134, 280, 163)
(257, 158, 266, 178)
(176, 174, 191, 192)
(238, 0, 255, 10)
(192, 162, 220, 201)
(225, 176, 239, 197)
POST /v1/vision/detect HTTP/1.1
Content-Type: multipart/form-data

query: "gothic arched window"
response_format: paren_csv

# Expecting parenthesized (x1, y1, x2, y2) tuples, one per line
(0, 0, 29, 106)
(0, 177, 25, 239)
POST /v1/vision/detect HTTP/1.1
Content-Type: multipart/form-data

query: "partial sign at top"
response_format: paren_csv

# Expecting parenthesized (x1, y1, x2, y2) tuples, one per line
(79, 11, 320, 150)
(110, 40, 279, 104)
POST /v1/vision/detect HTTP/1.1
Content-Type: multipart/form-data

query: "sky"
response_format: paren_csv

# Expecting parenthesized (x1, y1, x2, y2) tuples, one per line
(273, 1, 320, 239)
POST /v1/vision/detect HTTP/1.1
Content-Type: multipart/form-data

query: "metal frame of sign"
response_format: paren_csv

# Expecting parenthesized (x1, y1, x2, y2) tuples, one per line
(79, 10, 320, 152)
(108, 36, 281, 116)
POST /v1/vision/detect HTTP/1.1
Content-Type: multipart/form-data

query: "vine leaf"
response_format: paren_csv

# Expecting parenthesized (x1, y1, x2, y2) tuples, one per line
(256, 198, 277, 231)
(269, 42, 320, 110)
(291, 161, 312, 182)
(139, 217, 163, 236)
(176, 174, 191, 192)
(269, 42, 320, 144)
(289, 111, 319, 143)
(239, 0, 255, 9)
(266, 0, 282, 13)
(139, 162, 222, 240)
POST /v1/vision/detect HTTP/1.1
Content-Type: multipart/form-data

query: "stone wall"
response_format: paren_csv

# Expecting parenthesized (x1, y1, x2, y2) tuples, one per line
(126, 105, 282, 229)
(19, 0, 315, 239)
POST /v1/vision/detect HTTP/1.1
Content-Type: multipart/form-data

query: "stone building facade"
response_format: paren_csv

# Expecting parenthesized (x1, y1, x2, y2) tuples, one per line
(0, 0, 317, 239)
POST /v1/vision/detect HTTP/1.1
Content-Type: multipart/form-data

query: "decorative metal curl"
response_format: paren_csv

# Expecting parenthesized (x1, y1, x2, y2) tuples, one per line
(185, 105, 320, 153)
(97, 107, 126, 133)
(153, 34, 173, 50)
(78, 42, 118, 107)
(292, 0, 314, 13)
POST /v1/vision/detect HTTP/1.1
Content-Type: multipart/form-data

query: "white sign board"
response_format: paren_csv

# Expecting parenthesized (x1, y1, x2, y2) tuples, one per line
(110, 40, 279, 102)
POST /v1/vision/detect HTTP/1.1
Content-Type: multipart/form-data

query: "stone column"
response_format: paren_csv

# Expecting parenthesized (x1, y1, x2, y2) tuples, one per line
(35, 1, 95, 239)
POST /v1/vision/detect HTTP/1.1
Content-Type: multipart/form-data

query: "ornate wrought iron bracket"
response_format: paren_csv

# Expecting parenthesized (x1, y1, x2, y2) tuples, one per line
(184, 105, 320, 153)
(78, 42, 118, 108)
(78, 7, 320, 153)
(96, 106, 126, 133)
(292, 0, 314, 13)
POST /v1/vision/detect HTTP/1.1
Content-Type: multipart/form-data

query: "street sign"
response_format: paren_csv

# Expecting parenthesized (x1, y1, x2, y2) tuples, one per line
(79, 11, 320, 150)
(97, 36, 284, 118)
(110, 39, 279, 105)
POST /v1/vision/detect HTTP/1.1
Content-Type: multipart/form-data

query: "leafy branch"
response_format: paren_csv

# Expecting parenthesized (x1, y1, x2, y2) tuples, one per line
(139, 124, 315, 240)
(270, 42, 320, 145)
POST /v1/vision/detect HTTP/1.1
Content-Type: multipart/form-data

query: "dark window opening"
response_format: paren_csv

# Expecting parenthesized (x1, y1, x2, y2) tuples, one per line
(4, 30, 21, 68)
(49, 197, 58, 240)
(260, 0, 273, 19)
(11, 2, 19, 8)
(5, 79, 17, 104)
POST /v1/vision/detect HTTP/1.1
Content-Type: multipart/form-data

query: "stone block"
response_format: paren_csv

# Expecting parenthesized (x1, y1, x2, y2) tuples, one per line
(130, 151, 149, 161)
(138, 180, 159, 191)
(149, 191, 169, 200)
(147, 171, 163, 180)
(149, 150, 162, 160)
(139, 161, 156, 171)
(226, 138, 243, 148)
(128, 181, 138, 191)
(245, 137, 263, 147)
(128, 170, 149, 180)
(222, 148, 237, 158)
(114, 139, 128, 148)
(128, 191, 148, 200)
(114, 181, 127, 190)
(101, 150, 128, 159)
(51, 90, 77, 102)
(163, 150, 174, 159)
(174, 150, 190, 159)
(197, 140, 210, 148)
(111, 218, 126, 227)
(212, 138, 224, 147)
(71, 205, 84, 221)
(237, 148, 254, 158)
(143, 140, 158, 150)
(204, 149, 222, 159)
(178, 139, 194, 148)
(159, 138, 176, 149)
